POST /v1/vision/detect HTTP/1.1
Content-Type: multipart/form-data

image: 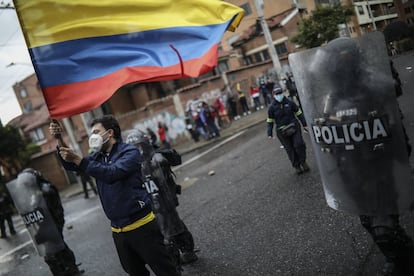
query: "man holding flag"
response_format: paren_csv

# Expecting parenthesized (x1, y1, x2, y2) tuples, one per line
(18, 0, 244, 274)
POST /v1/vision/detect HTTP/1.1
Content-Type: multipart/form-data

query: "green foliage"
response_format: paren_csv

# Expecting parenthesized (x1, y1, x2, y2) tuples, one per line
(0, 125, 26, 159)
(291, 4, 355, 49)
(0, 124, 32, 180)
(26, 143, 41, 156)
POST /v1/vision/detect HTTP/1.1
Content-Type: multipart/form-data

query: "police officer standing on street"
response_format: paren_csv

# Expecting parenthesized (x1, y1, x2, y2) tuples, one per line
(289, 33, 414, 275)
(9, 168, 83, 275)
(126, 130, 198, 271)
(267, 86, 310, 174)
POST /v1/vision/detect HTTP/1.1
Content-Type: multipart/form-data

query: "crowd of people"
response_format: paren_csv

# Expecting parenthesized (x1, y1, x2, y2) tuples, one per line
(183, 75, 298, 143)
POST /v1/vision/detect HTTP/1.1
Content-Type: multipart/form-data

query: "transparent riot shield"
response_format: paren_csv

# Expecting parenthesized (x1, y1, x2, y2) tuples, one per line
(288, 31, 414, 215)
(6, 173, 65, 256)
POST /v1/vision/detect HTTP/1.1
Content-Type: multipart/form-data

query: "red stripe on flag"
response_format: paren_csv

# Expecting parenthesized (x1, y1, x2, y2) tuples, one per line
(43, 45, 219, 118)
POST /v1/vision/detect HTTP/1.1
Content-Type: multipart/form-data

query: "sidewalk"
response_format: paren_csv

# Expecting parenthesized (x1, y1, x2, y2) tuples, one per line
(59, 108, 268, 199)
(174, 108, 267, 155)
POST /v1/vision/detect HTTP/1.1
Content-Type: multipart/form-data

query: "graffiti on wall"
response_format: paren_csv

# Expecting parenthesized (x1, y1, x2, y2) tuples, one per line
(185, 88, 222, 112)
(130, 111, 186, 142)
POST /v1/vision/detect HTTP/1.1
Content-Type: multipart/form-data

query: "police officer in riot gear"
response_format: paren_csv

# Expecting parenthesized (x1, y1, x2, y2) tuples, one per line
(18, 168, 83, 276)
(289, 32, 414, 275)
(126, 130, 198, 269)
(267, 86, 310, 174)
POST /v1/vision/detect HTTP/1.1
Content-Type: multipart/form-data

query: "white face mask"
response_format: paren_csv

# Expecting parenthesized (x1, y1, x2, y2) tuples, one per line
(274, 94, 284, 102)
(88, 130, 109, 152)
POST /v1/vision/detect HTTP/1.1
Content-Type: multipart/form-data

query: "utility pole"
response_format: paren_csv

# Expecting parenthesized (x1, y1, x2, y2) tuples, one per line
(254, 0, 283, 81)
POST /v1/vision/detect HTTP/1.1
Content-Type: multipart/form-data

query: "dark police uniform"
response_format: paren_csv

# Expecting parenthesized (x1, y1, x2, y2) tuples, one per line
(267, 96, 308, 173)
(23, 169, 83, 276)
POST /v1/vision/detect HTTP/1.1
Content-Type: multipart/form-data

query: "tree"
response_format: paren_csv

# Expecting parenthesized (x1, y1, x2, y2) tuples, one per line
(291, 5, 355, 49)
(0, 123, 39, 181)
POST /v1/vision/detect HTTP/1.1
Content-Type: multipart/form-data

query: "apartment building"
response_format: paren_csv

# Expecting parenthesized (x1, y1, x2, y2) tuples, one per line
(394, 0, 414, 25)
(352, 0, 399, 32)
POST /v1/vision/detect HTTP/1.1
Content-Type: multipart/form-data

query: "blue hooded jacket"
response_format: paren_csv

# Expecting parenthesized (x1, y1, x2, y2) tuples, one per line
(59, 142, 151, 228)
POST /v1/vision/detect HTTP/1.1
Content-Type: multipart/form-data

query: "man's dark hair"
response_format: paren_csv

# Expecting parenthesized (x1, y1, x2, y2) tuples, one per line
(91, 115, 121, 139)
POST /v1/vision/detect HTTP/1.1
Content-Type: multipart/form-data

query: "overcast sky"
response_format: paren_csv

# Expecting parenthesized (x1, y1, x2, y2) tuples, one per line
(0, 2, 35, 124)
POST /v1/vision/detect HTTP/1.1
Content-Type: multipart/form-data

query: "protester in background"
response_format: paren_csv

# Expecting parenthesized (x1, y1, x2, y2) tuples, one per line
(236, 83, 250, 116)
(0, 191, 16, 238)
(264, 78, 275, 106)
(146, 127, 159, 148)
(267, 86, 309, 175)
(249, 85, 263, 111)
(192, 108, 209, 141)
(126, 130, 198, 271)
(77, 171, 97, 199)
(284, 73, 302, 108)
(20, 168, 84, 275)
(227, 91, 240, 121)
(259, 79, 271, 107)
(184, 117, 200, 142)
(158, 122, 171, 149)
(199, 102, 220, 139)
(49, 115, 180, 276)
(213, 97, 231, 128)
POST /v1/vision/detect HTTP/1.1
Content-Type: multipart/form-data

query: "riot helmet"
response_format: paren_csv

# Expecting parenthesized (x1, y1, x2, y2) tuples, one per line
(21, 168, 43, 180)
(20, 168, 46, 187)
(126, 130, 154, 158)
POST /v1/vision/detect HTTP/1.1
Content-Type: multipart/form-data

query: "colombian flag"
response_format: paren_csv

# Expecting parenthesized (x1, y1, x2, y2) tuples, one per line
(13, 0, 244, 118)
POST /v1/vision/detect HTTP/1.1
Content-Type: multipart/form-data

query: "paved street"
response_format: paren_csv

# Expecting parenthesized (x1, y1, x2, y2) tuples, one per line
(0, 51, 413, 276)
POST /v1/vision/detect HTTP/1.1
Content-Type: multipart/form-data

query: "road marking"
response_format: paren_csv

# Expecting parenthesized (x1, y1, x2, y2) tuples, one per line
(174, 130, 246, 170)
(0, 241, 32, 261)
(65, 205, 101, 223)
(0, 205, 101, 261)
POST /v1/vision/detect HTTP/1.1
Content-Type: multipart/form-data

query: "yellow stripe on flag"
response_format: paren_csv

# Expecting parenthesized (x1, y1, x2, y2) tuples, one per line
(14, 0, 244, 48)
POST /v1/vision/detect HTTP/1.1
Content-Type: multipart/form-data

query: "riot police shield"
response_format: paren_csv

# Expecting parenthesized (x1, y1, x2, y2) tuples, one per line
(142, 152, 185, 239)
(6, 173, 65, 256)
(288, 32, 414, 215)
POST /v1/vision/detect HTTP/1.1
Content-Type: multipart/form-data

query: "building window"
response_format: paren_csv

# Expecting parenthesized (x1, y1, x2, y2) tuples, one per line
(358, 6, 364, 15)
(30, 128, 45, 143)
(240, 3, 252, 16)
(24, 101, 32, 112)
(262, 50, 270, 61)
(244, 55, 253, 65)
(254, 52, 263, 63)
(217, 61, 229, 73)
(275, 43, 288, 55)
(405, 7, 411, 14)
(20, 88, 27, 98)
